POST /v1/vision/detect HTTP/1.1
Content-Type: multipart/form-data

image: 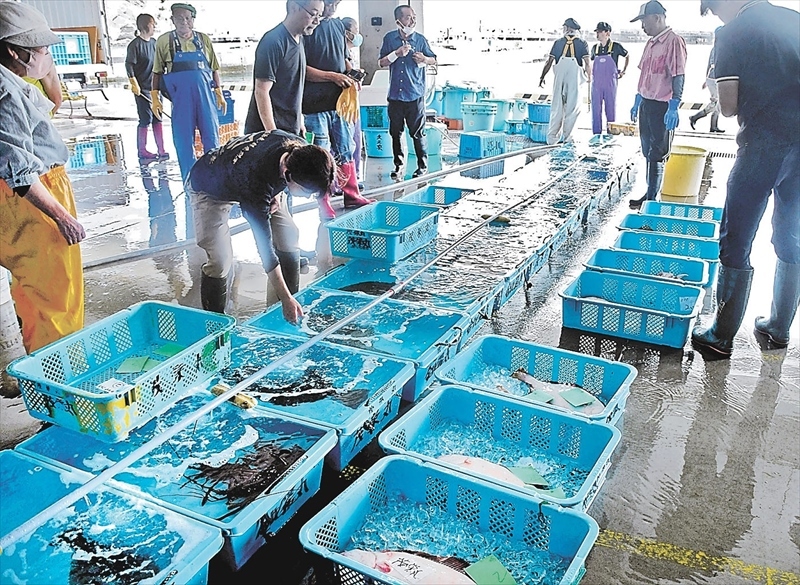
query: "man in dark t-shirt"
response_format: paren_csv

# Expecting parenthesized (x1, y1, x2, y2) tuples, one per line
(692, 0, 800, 357)
(187, 130, 335, 320)
(590, 22, 629, 135)
(539, 18, 592, 144)
(303, 0, 371, 218)
(245, 0, 323, 136)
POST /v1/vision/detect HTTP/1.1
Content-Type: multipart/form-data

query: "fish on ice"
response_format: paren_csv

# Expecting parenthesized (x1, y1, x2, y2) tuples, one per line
(437, 454, 526, 488)
(511, 368, 605, 415)
(342, 549, 474, 584)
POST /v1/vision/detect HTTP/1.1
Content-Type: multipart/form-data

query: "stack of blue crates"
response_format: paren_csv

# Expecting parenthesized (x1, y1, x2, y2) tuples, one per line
(561, 200, 723, 348)
(66, 136, 107, 169)
(52, 31, 92, 66)
(361, 105, 391, 158)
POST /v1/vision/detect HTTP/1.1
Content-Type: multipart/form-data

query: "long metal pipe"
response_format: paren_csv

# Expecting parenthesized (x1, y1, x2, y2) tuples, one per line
(0, 144, 599, 552)
(83, 144, 556, 271)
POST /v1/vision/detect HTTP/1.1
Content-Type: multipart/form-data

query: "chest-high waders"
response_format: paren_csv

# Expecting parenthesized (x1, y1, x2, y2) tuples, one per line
(547, 37, 583, 145)
(591, 42, 619, 135)
(162, 31, 219, 181)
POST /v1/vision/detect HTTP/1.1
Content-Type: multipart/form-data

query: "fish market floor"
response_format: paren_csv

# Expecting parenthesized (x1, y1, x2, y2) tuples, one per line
(0, 93, 797, 584)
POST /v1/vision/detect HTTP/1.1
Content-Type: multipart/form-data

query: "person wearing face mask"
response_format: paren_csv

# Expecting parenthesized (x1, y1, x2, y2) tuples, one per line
(23, 58, 61, 117)
(151, 3, 226, 181)
(126, 13, 168, 160)
(590, 22, 629, 135)
(539, 18, 592, 145)
(186, 130, 335, 321)
(378, 4, 437, 179)
(342, 16, 364, 187)
(0, 2, 86, 352)
(301, 0, 372, 220)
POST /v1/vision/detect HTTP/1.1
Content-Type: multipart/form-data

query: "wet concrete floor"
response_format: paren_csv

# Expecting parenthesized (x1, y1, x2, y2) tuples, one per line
(0, 89, 797, 584)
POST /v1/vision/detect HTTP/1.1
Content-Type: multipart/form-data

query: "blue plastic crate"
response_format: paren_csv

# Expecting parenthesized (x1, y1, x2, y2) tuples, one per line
(52, 31, 92, 65)
(460, 158, 505, 179)
(66, 137, 107, 169)
(7, 301, 235, 442)
(527, 102, 551, 123)
(614, 230, 720, 285)
(311, 260, 499, 345)
(218, 89, 234, 124)
(585, 248, 710, 287)
(299, 455, 598, 585)
(326, 201, 439, 262)
(619, 213, 719, 239)
(459, 131, 506, 159)
(16, 392, 336, 571)
(360, 105, 390, 129)
(379, 386, 621, 511)
(217, 327, 414, 470)
(526, 120, 548, 143)
(436, 335, 636, 425)
(641, 200, 723, 222)
(247, 288, 466, 402)
(505, 119, 527, 135)
(0, 450, 223, 585)
(398, 184, 477, 207)
(560, 270, 705, 349)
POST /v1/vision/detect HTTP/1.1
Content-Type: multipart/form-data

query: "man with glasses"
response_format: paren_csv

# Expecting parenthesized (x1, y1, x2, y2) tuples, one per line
(151, 3, 226, 181)
(378, 4, 437, 179)
(244, 0, 324, 283)
(302, 0, 372, 219)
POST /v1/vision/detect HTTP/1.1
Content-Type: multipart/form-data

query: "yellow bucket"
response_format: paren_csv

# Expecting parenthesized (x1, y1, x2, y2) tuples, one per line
(661, 145, 708, 202)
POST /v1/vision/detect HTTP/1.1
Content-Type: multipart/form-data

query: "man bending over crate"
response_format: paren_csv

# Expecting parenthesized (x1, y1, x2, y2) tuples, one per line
(187, 130, 335, 321)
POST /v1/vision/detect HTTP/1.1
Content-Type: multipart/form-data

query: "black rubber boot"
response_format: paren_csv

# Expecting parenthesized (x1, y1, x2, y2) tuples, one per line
(276, 250, 300, 295)
(710, 111, 725, 133)
(754, 259, 800, 348)
(200, 273, 227, 314)
(692, 265, 754, 358)
(629, 160, 664, 209)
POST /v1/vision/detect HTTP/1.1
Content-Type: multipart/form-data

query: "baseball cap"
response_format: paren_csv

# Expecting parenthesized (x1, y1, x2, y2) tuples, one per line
(170, 3, 197, 17)
(631, 0, 667, 22)
(0, 2, 61, 47)
(595, 22, 612, 32)
(563, 18, 581, 30)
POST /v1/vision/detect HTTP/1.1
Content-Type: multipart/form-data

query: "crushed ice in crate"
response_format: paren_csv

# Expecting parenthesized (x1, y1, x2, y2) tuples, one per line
(346, 491, 571, 585)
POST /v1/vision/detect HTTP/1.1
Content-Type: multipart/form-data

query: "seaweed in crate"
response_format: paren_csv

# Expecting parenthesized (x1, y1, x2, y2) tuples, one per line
(184, 441, 307, 520)
(55, 528, 161, 584)
(220, 366, 369, 408)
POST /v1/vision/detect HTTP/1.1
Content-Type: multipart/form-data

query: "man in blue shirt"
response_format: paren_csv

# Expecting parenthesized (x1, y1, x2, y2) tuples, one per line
(692, 0, 800, 357)
(378, 4, 437, 179)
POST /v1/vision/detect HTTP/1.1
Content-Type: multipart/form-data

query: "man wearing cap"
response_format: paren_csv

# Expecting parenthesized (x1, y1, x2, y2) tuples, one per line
(628, 0, 687, 209)
(151, 3, 227, 181)
(590, 22, 629, 135)
(0, 2, 85, 353)
(692, 0, 800, 358)
(539, 18, 591, 145)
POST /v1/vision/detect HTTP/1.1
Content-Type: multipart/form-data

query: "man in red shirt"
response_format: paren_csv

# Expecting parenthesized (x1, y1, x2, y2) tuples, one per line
(628, 0, 687, 209)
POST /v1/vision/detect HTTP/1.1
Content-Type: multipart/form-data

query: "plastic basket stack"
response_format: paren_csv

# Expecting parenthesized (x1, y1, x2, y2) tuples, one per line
(194, 120, 240, 159)
(560, 200, 723, 349)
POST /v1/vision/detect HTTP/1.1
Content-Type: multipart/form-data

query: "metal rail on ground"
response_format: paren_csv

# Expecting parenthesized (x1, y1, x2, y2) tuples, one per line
(0, 141, 615, 552)
(83, 145, 554, 271)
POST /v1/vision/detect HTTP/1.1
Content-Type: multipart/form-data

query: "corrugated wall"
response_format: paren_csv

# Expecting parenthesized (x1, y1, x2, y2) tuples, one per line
(23, 0, 103, 30)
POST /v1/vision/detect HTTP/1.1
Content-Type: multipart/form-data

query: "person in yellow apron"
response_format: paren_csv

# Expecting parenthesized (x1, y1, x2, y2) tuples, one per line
(539, 18, 592, 145)
(0, 3, 85, 353)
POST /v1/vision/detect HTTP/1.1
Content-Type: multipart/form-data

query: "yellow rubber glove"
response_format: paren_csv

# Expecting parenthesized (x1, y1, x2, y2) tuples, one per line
(150, 90, 163, 119)
(129, 77, 140, 96)
(214, 87, 227, 116)
(336, 85, 359, 124)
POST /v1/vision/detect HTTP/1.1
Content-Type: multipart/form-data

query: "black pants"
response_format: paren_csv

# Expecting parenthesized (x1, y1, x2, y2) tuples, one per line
(388, 97, 427, 169)
(639, 98, 672, 162)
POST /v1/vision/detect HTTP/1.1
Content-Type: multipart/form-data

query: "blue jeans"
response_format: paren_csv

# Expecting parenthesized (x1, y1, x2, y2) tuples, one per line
(303, 110, 355, 164)
(720, 139, 800, 269)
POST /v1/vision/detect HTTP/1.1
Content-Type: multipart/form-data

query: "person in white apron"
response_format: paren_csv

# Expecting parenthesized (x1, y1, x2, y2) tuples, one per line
(539, 19, 592, 145)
